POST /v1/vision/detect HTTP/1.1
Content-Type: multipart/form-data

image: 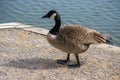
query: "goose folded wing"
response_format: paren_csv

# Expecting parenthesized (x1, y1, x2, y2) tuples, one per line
(59, 25, 106, 46)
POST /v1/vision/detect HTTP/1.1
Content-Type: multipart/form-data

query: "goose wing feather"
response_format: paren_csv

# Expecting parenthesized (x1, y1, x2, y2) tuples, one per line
(59, 25, 106, 45)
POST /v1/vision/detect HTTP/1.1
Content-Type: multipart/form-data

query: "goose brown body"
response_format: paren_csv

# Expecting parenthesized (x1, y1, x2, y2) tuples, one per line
(47, 25, 106, 54)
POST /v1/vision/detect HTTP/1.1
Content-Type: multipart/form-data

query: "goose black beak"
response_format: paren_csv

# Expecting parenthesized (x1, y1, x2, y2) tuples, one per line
(42, 14, 48, 18)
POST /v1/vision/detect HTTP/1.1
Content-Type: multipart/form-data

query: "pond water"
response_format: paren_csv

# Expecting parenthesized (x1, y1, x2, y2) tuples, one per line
(0, 0, 120, 46)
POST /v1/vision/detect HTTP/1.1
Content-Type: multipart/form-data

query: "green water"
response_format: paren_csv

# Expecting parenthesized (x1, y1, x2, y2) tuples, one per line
(0, 0, 120, 46)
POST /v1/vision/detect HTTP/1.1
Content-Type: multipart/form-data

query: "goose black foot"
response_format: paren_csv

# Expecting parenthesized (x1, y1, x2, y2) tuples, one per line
(68, 64, 80, 68)
(56, 53, 70, 65)
(57, 60, 68, 64)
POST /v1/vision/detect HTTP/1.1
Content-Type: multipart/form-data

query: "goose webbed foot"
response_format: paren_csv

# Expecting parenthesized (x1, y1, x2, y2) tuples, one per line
(68, 64, 80, 67)
(57, 53, 81, 67)
(57, 53, 70, 65)
(57, 60, 69, 64)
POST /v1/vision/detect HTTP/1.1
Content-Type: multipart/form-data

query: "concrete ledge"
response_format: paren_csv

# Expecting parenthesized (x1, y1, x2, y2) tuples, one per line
(0, 22, 48, 36)
(0, 23, 120, 80)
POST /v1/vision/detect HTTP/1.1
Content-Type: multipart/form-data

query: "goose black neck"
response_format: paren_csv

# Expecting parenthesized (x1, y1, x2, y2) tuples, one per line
(50, 14, 61, 35)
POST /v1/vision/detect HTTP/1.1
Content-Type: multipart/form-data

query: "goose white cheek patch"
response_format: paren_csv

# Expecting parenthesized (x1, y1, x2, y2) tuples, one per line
(50, 13, 57, 19)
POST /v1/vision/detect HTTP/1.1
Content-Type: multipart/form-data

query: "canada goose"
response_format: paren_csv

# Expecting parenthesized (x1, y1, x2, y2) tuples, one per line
(42, 10, 111, 67)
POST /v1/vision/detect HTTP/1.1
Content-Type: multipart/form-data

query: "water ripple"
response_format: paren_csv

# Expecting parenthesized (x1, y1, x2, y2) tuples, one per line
(0, 0, 120, 46)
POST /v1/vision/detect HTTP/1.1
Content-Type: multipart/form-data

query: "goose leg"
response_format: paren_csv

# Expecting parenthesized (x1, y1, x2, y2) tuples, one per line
(68, 54, 80, 67)
(57, 53, 70, 64)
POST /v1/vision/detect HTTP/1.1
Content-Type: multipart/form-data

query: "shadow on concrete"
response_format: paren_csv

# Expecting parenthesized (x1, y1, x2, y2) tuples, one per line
(1, 57, 68, 70)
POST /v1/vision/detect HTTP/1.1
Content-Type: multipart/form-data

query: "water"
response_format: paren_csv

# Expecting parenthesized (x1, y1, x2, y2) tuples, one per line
(0, 0, 120, 46)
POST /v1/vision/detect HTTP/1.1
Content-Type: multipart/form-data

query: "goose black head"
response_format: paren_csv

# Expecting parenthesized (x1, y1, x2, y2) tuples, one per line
(42, 10, 58, 20)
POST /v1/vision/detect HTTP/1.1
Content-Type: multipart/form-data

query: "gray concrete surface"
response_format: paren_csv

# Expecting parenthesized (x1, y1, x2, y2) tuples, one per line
(0, 23, 120, 80)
